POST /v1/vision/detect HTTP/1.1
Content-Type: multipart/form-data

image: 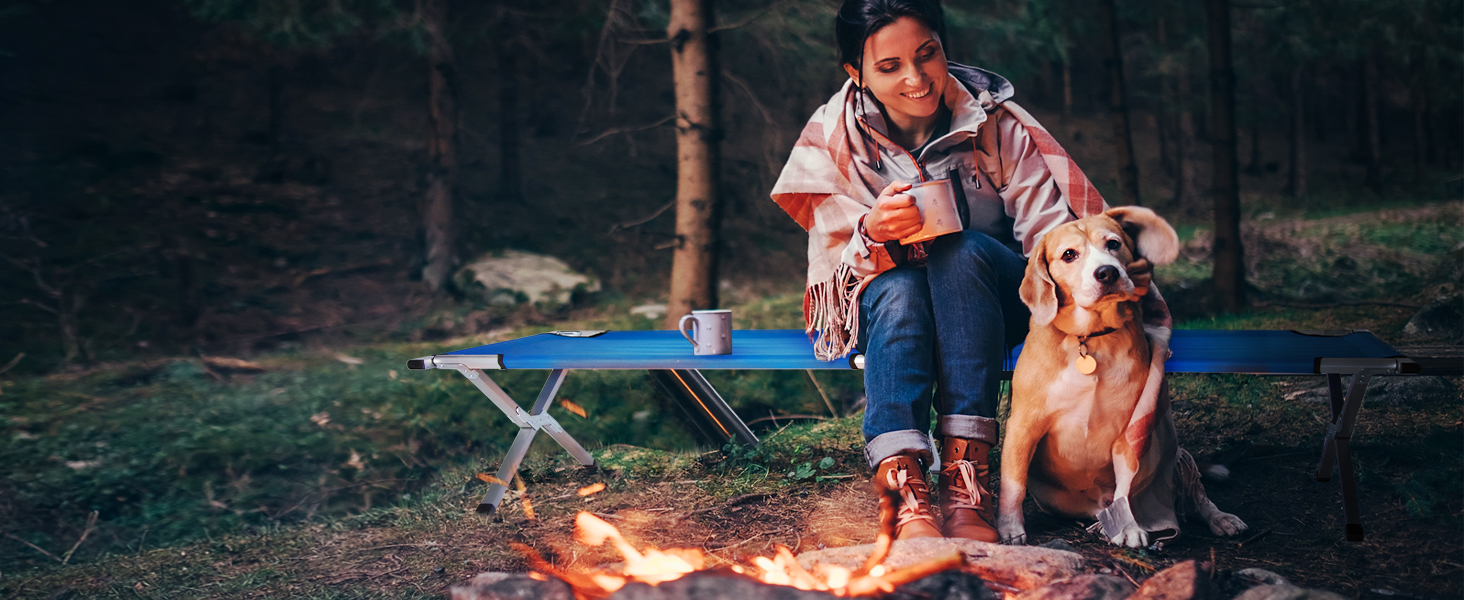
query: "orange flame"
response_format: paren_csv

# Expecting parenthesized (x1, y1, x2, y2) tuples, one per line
(522, 501, 964, 599)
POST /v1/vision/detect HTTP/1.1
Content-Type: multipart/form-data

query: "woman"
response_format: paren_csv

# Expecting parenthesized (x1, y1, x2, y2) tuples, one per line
(771, 0, 1115, 541)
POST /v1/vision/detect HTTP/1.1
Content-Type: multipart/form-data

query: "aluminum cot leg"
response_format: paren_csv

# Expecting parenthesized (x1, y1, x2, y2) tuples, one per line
(456, 368, 595, 517)
(1314, 371, 1371, 542)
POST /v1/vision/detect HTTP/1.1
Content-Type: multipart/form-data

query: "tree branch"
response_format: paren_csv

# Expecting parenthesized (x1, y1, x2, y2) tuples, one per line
(0, 352, 24, 376)
(3, 532, 61, 563)
(722, 70, 776, 127)
(60, 511, 98, 565)
(575, 114, 675, 147)
(709, 0, 792, 33)
(609, 200, 676, 233)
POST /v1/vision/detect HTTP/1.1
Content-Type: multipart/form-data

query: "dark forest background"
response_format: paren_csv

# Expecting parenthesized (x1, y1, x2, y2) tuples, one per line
(0, 2, 1461, 593)
(1, 0, 1460, 371)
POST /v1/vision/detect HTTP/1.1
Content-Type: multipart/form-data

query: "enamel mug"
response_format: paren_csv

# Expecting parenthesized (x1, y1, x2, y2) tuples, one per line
(678, 309, 733, 356)
(899, 178, 963, 245)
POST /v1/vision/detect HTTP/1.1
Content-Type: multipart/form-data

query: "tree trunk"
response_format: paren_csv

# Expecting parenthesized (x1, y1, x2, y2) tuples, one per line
(1061, 54, 1074, 121)
(1362, 54, 1382, 191)
(267, 63, 284, 151)
(1098, 0, 1141, 206)
(497, 23, 523, 202)
(1287, 65, 1307, 198)
(1411, 67, 1427, 182)
(1156, 18, 1175, 179)
(1207, 0, 1244, 313)
(1173, 66, 1197, 208)
(662, 0, 721, 329)
(420, 0, 458, 290)
(1245, 116, 1262, 176)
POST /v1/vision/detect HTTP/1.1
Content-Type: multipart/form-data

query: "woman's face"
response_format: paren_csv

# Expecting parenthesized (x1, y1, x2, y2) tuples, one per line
(844, 16, 949, 126)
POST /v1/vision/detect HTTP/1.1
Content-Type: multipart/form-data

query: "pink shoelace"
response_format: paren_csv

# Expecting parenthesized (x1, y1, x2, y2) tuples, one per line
(885, 464, 936, 528)
(943, 459, 991, 511)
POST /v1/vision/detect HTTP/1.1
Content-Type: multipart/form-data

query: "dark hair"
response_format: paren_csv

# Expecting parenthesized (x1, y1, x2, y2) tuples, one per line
(834, 0, 946, 71)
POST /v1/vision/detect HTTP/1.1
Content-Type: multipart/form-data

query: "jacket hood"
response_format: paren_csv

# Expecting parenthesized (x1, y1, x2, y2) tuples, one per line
(949, 63, 1015, 104)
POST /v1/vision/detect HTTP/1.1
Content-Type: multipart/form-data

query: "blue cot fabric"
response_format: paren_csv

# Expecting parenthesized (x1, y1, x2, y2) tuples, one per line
(435, 329, 1398, 374)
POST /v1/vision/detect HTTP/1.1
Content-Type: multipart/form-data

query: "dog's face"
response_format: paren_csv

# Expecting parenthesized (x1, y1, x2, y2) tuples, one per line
(1020, 207, 1179, 326)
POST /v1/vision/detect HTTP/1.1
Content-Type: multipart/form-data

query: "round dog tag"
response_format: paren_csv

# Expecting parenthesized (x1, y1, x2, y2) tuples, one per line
(1075, 354, 1097, 375)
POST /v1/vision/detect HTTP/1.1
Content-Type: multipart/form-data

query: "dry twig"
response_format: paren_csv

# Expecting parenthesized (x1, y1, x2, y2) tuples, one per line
(60, 511, 98, 565)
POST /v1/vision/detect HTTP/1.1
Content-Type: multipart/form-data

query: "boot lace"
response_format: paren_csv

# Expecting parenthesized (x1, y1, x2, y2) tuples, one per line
(942, 459, 992, 511)
(885, 464, 935, 528)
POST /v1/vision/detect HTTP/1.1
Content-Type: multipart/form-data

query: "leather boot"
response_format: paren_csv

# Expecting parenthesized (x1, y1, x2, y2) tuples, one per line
(872, 454, 943, 540)
(939, 437, 999, 542)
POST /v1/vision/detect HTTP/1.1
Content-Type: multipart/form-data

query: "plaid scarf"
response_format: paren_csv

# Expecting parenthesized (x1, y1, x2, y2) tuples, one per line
(772, 72, 1169, 361)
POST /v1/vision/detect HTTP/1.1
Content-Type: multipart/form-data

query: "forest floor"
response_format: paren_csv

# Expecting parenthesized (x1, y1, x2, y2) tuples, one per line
(2, 201, 1461, 600)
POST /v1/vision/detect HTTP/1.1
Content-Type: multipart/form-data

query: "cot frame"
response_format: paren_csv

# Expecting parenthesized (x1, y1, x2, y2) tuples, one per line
(408, 329, 1433, 542)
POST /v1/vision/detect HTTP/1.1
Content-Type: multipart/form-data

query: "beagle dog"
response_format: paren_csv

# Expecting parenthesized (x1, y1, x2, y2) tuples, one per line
(997, 207, 1247, 548)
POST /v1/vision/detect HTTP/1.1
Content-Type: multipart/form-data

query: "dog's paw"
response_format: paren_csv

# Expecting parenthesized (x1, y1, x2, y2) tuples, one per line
(1109, 524, 1149, 548)
(996, 515, 1027, 545)
(1208, 512, 1249, 537)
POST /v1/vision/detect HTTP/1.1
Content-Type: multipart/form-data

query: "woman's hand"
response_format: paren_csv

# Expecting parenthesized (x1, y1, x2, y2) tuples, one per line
(863, 181, 923, 243)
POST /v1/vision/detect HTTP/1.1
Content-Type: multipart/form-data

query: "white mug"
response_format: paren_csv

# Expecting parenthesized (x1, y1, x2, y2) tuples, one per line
(678, 309, 732, 356)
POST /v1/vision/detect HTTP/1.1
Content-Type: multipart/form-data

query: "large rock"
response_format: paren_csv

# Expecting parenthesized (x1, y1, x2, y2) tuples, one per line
(449, 572, 574, 600)
(1127, 560, 1216, 600)
(1403, 295, 1463, 341)
(454, 250, 599, 309)
(1015, 575, 1133, 600)
(795, 538, 1086, 590)
(1232, 584, 1348, 600)
(607, 573, 836, 599)
(887, 569, 996, 600)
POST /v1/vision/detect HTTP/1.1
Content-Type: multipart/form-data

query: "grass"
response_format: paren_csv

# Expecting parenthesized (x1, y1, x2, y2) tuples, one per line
(1, 199, 1460, 598)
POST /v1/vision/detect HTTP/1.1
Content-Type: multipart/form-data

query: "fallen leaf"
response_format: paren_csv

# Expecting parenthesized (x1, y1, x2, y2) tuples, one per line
(578, 482, 606, 496)
(388, 370, 398, 380)
(310, 412, 331, 426)
(560, 399, 588, 418)
(334, 353, 365, 365)
(476, 473, 509, 486)
(202, 356, 266, 372)
(343, 449, 365, 470)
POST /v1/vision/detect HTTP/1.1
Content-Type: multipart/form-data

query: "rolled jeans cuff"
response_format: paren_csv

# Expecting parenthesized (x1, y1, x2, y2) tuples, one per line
(864, 429, 934, 469)
(937, 415, 999, 444)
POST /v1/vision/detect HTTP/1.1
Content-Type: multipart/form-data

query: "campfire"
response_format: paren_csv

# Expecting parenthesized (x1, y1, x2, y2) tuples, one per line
(511, 489, 965, 599)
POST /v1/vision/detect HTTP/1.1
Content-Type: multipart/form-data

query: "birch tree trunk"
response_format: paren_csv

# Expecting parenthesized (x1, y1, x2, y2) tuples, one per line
(662, 0, 721, 329)
(1287, 65, 1307, 198)
(1098, 0, 1141, 206)
(1207, 0, 1245, 312)
(420, 0, 458, 290)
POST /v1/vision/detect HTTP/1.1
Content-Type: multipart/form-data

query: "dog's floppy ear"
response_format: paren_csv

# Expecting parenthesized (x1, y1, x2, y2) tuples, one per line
(1020, 240, 1058, 326)
(1104, 206, 1179, 265)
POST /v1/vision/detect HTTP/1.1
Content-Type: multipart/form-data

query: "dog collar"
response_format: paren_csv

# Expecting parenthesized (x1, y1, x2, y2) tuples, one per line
(1073, 327, 1119, 375)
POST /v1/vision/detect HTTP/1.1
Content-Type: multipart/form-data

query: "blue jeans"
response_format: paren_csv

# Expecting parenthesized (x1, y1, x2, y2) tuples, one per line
(858, 231, 1031, 468)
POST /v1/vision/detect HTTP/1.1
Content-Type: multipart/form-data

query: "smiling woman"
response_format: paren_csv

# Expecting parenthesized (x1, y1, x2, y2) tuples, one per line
(769, 0, 1128, 545)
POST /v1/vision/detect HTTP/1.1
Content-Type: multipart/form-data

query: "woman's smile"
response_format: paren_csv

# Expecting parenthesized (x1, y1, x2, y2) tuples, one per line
(902, 83, 933, 100)
(843, 16, 949, 149)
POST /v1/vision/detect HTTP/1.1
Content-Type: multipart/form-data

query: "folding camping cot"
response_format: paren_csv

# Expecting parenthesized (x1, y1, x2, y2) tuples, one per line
(408, 328, 1456, 542)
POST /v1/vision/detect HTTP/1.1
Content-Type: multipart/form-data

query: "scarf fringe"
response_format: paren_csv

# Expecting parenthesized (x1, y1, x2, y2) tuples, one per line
(805, 264, 864, 362)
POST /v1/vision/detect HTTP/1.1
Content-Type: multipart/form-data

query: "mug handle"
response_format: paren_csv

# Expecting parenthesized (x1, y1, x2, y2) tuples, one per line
(678, 314, 699, 346)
